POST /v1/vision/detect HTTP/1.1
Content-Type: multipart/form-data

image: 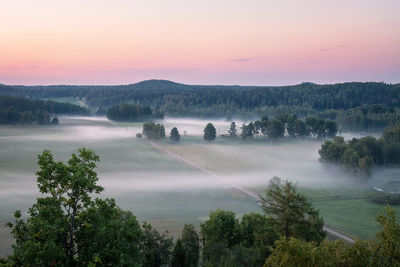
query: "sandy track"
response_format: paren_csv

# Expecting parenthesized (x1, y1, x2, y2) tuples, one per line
(144, 139, 355, 244)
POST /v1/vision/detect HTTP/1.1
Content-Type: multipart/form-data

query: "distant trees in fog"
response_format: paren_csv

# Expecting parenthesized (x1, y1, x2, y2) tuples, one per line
(319, 125, 400, 177)
(106, 103, 164, 122)
(0, 95, 88, 125)
(238, 114, 337, 140)
(142, 122, 166, 140)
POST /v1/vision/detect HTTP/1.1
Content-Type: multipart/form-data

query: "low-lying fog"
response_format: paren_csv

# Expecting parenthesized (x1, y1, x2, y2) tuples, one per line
(0, 116, 399, 256)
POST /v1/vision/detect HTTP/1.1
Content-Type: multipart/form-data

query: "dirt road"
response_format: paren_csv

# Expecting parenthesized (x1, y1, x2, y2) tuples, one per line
(144, 139, 355, 243)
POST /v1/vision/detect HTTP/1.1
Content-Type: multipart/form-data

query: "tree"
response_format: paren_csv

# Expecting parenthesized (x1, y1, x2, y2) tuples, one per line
(293, 120, 307, 137)
(204, 123, 216, 141)
(201, 210, 240, 264)
(228, 122, 237, 137)
(266, 119, 285, 139)
(140, 222, 173, 267)
(180, 224, 200, 267)
(372, 205, 400, 266)
(265, 206, 400, 267)
(171, 239, 185, 267)
(324, 120, 338, 138)
(51, 116, 59, 125)
(6, 148, 143, 266)
(143, 122, 166, 140)
(241, 122, 255, 139)
(170, 127, 180, 141)
(259, 177, 326, 243)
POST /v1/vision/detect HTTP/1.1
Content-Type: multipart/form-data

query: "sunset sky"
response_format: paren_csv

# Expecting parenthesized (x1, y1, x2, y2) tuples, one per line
(1, 0, 399, 85)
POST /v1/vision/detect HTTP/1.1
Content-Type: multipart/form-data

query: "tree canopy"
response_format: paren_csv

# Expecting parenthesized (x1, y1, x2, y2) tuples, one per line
(204, 123, 217, 141)
(259, 177, 326, 243)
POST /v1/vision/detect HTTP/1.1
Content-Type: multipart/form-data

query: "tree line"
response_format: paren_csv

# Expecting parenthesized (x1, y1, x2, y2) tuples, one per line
(2, 149, 399, 266)
(106, 103, 164, 122)
(317, 104, 400, 132)
(319, 125, 400, 177)
(2, 81, 400, 128)
(0, 95, 88, 125)
(231, 114, 337, 140)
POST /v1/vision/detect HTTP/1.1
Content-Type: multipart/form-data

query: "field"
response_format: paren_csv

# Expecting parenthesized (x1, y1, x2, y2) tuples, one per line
(0, 116, 399, 257)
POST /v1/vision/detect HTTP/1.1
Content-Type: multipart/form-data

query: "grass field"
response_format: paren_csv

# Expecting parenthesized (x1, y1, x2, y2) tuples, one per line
(0, 116, 399, 257)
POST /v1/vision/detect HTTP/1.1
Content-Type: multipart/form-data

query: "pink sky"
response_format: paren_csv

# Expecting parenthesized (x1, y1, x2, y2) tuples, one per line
(1, 0, 399, 85)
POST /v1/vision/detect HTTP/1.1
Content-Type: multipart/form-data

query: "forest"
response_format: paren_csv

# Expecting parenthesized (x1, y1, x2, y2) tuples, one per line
(0, 95, 89, 124)
(106, 103, 164, 122)
(1, 81, 400, 130)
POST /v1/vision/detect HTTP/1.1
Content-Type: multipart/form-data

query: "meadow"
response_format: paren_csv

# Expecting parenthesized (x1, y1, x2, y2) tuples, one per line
(0, 116, 399, 257)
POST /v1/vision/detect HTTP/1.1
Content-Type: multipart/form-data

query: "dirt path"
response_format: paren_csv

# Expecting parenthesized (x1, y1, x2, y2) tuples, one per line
(144, 139, 355, 244)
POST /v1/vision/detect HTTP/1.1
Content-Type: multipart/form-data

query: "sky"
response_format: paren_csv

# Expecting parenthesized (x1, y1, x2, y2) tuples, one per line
(0, 0, 399, 85)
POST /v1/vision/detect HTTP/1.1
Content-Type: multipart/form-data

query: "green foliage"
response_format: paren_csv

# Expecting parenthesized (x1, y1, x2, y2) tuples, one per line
(229, 121, 237, 137)
(0, 94, 88, 125)
(260, 177, 326, 243)
(265, 205, 400, 267)
(140, 222, 173, 267)
(106, 103, 163, 122)
(180, 224, 200, 267)
(6, 148, 143, 266)
(240, 114, 337, 140)
(201, 210, 278, 266)
(142, 122, 166, 140)
(319, 127, 400, 177)
(241, 122, 255, 139)
(171, 239, 185, 267)
(3, 81, 399, 121)
(203, 123, 216, 141)
(373, 206, 400, 266)
(266, 119, 285, 139)
(170, 127, 181, 141)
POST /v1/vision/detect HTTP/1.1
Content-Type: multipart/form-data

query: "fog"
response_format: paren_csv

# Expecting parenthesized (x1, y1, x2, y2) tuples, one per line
(0, 116, 399, 256)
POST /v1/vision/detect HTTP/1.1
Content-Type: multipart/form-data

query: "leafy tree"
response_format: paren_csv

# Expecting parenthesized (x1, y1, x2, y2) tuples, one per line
(180, 224, 200, 267)
(259, 177, 326, 243)
(204, 123, 216, 141)
(266, 119, 285, 139)
(228, 122, 237, 137)
(51, 116, 59, 125)
(241, 122, 255, 139)
(372, 205, 400, 266)
(140, 222, 173, 267)
(170, 127, 180, 141)
(324, 119, 338, 138)
(293, 119, 307, 137)
(382, 125, 400, 143)
(171, 239, 185, 267)
(6, 148, 143, 266)
(201, 210, 241, 264)
(265, 205, 400, 267)
(143, 122, 166, 140)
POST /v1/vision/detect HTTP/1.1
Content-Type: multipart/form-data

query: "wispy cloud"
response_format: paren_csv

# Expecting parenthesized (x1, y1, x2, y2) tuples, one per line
(232, 58, 253, 62)
(319, 44, 351, 52)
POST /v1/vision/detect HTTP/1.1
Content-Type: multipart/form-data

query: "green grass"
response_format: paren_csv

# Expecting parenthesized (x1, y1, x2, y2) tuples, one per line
(1, 117, 399, 257)
(298, 188, 400, 239)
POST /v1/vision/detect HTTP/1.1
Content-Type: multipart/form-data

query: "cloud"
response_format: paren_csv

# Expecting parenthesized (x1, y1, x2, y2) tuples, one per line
(319, 44, 351, 52)
(232, 58, 253, 62)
